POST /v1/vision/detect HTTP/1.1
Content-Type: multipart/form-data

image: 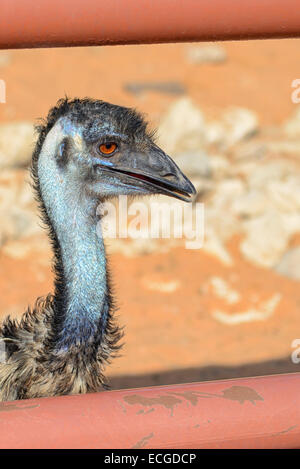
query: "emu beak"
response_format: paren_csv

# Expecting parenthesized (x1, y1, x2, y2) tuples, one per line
(99, 148, 197, 202)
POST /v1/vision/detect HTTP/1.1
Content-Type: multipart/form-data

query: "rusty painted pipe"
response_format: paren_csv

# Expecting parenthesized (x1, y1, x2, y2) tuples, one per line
(0, 373, 299, 449)
(1, 0, 300, 50)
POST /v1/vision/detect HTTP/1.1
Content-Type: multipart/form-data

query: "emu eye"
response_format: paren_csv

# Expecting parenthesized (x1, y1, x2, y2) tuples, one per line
(99, 142, 117, 156)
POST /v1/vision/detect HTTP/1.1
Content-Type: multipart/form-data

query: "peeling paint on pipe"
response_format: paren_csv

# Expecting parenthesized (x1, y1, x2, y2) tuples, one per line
(1, 0, 300, 49)
(0, 0, 300, 450)
(0, 373, 299, 448)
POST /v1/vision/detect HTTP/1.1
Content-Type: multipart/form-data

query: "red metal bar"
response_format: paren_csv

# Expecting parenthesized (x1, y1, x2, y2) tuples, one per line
(1, 0, 300, 50)
(0, 373, 299, 449)
(0, 0, 299, 451)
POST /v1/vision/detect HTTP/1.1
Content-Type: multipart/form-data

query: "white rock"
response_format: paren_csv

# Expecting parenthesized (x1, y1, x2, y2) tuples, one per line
(233, 160, 258, 180)
(240, 211, 291, 268)
(209, 276, 240, 304)
(142, 278, 181, 293)
(203, 234, 233, 266)
(283, 106, 300, 137)
(0, 122, 35, 169)
(206, 196, 241, 238)
(209, 154, 231, 178)
(204, 121, 226, 146)
(185, 44, 227, 64)
(266, 140, 300, 155)
(0, 53, 10, 68)
(173, 151, 212, 178)
(189, 177, 213, 196)
(2, 237, 51, 262)
(212, 293, 281, 325)
(203, 179, 244, 247)
(232, 190, 269, 218)
(266, 177, 300, 213)
(243, 160, 300, 215)
(157, 98, 206, 154)
(233, 141, 266, 161)
(106, 238, 168, 257)
(0, 169, 41, 244)
(221, 107, 259, 146)
(211, 179, 245, 209)
(247, 160, 298, 189)
(280, 213, 300, 235)
(275, 247, 300, 280)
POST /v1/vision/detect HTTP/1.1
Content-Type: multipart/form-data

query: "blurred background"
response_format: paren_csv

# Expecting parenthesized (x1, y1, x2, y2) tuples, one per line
(0, 39, 300, 388)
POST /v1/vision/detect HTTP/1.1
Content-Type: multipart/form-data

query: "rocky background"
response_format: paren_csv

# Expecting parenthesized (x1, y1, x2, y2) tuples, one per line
(0, 40, 299, 387)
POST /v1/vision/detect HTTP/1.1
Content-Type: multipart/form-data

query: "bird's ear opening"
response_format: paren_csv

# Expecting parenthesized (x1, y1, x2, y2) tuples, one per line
(56, 137, 71, 168)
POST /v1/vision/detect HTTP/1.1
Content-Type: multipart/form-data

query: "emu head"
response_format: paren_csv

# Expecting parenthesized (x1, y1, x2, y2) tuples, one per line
(33, 98, 196, 216)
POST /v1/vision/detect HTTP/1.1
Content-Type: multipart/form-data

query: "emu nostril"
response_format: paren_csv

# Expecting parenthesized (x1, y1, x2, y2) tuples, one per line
(161, 172, 175, 179)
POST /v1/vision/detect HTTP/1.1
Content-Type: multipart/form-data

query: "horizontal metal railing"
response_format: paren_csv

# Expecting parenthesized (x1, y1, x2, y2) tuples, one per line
(0, 373, 299, 448)
(0, 0, 300, 49)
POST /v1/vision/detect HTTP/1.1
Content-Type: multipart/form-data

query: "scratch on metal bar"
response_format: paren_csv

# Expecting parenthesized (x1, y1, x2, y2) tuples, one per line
(0, 402, 39, 413)
(271, 425, 298, 437)
(132, 432, 154, 449)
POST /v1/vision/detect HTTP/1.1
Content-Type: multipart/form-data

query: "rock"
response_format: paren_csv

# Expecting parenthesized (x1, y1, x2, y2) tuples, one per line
(240, 211, 291, 268)
(206, 206, 240, 243)
(0, 169, 41, 245)
(233, 141, 266, 161)
(232, 190, 269, 218)
(247, 160, 298, 189)
(0, 170, 28, 211)
(203, 179, 244, 249)
(0, 53, 10, 68)
(157, 98, 206, 154)
(0, 205, 41, 244)
(283, 106, 300, 137)
(266, 177, 300, 213)
(173, 151, 212, 178)
(279, 213, 300, 236)
(233, 160, 258, 181)
(266, 140, 300, 155)
(275, 247, 300, 280)
(106, 238, 168, 257)
(204, 121, 226, 146)
(185, 44, 227, 64)
(203, 108, 259, 150)
(244, 160, 300, 214)
(221, 107, 259, 146)
(0, 79, 5, 104)
(0, 122, 35, 169)
(157, 101, 258, 154)
(2, 236, 51, 263)
(203, 230, 233, 266)
(209, 154, 231, 178)
(209, 276, 240, 304)
(142, 277, 181, 293)
(124, 82, 186, 96)
(212, 293, 281, 325)
(190, 177, 213, 198)
(212, 179, 245, 208)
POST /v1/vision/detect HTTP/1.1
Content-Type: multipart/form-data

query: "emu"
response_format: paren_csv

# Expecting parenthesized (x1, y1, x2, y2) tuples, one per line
(0, 98, 195, 401)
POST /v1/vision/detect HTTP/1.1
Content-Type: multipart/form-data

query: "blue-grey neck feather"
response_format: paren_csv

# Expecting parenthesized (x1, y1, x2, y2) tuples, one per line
(37, 119, 107, 350)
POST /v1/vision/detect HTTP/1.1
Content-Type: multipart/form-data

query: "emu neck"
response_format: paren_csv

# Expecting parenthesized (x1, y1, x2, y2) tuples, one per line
(37, 123, 107, 350)
(54, 195, 107, 349)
